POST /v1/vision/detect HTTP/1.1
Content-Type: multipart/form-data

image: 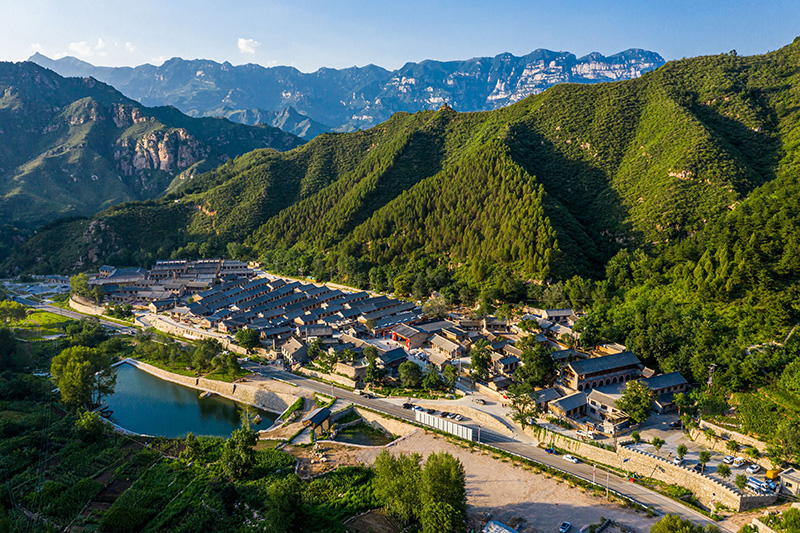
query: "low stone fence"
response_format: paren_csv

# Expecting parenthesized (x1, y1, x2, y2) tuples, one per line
(297, 367, 357, 389)
(354, 407, 417, 437)
(699, 419, 769, 453)
(69, 296, 104, 316)
(522, 423, 776, 512)
(123, 359, 297, 415)
(474, 382, 508, 402)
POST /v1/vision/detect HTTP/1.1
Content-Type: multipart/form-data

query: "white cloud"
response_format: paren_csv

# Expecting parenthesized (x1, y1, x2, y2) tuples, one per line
(96, 38, 106, 50)
(237, 37, 260, 54)
(68, 41, 94, 58)
(125, 42, 135, 52)
(150, 55, 167, 66)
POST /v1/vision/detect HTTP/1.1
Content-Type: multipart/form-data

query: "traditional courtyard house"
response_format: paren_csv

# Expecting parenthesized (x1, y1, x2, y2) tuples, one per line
(281, 337, 309, 366)
(562, 352, 643, 391)
(548, 391, 587, 420)
(429, 334, 465, 359)
(532, 387, 562, 412)
(296, 324, 334, 341)
(390, 324, 430, 349)
(641, 372, 689, 413)
(492, 352, 521, 376)
(376, 347, 408, 377)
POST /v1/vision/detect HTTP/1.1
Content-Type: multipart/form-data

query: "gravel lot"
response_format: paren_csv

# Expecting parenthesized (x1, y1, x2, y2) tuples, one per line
(353, 431, 658, 533)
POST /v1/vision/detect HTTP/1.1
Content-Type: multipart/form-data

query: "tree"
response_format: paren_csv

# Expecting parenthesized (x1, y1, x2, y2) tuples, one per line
(235, 328, 261, 351)
(744, 446, 760, 460)
(774, 419, 800, 464)
(698, 450, 711, 473)
(717, 463, 731, 480)
(399, 360, 423, 389)
(422, 296, 448, 319)
(0, 327, 17, 371)
(221, 427, 258, 480)
(509, 392, 539, 431)
(420, 502, 460, 533)
(0, 301, 26, 324)
(70, 273, 91, 299)
(65, 318, 108, 348)
(673, 392, 691, 417)
(422, 365, 443, 391)
(652, 436, 665, 455)
(677, 444, 688, 461)
(74, 411, 106, 443)
(191, 338, 222, 371)
(513, 343, 558, 392)
(614, 381, 654, 425)
(420, 452, 466, 527)
(631, 431, 641, 448)
(264, 475, 305, 533)
(469, 339, 491, 383)
(725, 439, 739, 454)
(735, 473, 748, 491)
(704, 427, 717, 450)
(443, 365, 458, 389)
(374, 450, 422, 524)
(51, 346, 116, 407)
(365, 353, 385, 385)
(650, 514, 719, 533)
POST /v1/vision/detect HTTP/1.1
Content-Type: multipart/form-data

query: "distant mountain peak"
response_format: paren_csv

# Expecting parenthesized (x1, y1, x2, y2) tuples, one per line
(29, 47, 665, 136)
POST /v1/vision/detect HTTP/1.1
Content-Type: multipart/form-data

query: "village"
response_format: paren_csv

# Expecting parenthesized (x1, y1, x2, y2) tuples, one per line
(7, 260, 797, 532)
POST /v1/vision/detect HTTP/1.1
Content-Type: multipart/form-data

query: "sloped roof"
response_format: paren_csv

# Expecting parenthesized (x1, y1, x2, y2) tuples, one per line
(550, 391, 586, 413)
(568, 352, 641, 376)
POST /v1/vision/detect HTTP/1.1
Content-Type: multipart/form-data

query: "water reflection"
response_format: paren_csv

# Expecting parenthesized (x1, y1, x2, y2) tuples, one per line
(106, 363, 275, 438)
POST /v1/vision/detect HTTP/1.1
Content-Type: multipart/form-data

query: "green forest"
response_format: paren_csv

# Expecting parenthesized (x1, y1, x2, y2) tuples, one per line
(6, 39, 800, 403)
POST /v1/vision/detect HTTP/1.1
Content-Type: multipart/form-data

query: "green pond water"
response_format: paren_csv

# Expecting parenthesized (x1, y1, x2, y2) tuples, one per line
(106, 363, 276, 438)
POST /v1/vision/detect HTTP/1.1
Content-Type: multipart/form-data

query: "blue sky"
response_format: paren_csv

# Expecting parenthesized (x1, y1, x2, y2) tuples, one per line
(3, 0, 799, 72)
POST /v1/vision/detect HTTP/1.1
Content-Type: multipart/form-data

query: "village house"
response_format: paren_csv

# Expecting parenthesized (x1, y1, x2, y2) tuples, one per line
(429, 334, 465, 359)
(548, 391, 587, 419)
(390, 324, 430, 349)
(562, 351, 643, 391)
(281, 337, 308, 366)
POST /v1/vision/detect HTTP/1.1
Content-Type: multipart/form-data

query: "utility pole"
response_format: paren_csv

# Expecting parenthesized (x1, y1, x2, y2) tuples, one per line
(606, 468, 609, 500)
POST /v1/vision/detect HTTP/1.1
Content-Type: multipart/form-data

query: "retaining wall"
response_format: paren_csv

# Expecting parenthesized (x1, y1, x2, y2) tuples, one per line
(297, 367, 357, 389)
(124, 359, 297, 414)
(522, 424, 776, 512)
(699, 420, 769, 454)
(474, 383, 508, 402)
(690, 428, 774, 470)
(353, 407, 417, 437)
(148, 316, 249, 355)
(416, 402, 513, 436)
(69, 297, 104, 316)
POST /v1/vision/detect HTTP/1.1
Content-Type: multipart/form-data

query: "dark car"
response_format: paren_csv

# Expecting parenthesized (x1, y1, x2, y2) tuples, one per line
(363, 393, 373, 399)
(669, 421, 681, 429)
(692, 463, 703, 473)
(425, 408, 435, 415)
(402, 403, 413, 410)
(439, 412, 450, 418)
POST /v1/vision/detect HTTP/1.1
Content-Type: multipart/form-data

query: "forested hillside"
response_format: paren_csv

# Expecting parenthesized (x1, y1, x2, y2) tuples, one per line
(8, 39, 800, 379)
(0, 62, 302, 230)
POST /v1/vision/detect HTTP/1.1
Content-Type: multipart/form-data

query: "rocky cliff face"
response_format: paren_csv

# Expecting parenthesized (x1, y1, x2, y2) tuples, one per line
(115, 128, 210, 178)
(30, 49, 666, 135)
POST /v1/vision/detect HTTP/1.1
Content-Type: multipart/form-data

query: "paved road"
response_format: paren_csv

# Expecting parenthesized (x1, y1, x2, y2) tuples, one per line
(261, 368, 722, 530)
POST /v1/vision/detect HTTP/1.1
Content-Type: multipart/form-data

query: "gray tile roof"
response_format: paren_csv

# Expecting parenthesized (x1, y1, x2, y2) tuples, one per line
(641, 372, 687, 391)
(568, 352, 641, 376)
(550, 391, 587, 413)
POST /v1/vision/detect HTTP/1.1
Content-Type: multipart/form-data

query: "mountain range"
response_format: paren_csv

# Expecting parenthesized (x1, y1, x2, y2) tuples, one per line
(10, 38, 798, 293)
(29, 49, 664, 135)
(0, 61, 302, 233)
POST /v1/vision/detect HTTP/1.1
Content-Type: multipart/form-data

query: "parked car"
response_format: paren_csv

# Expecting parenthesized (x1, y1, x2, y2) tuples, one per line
(472, 398, 486, 405)
(563, 455, 579, 464)
(425, 408, 435, 415)
(669, 421, 681, 429)
(363, 393, 374, 399)
(545, 448, 556, 454)
(412, 405, 424, 411)
(447, 412, 457, 419)
(733, 457, 746, 467)
(746, 464, 761, 474)
(439, 411, 450, 418)
(559, 522, 571, 533)
(576, 430, 594, 439)
(673, 457, 683, 466)
(402, 403, 413, 410)
(722, 455, 735, 464)
(692, 463, 703, 473)
(454, 414, 464, 421)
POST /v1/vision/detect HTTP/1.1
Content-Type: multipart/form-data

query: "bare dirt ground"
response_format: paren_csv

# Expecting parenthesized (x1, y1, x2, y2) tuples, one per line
(326, 430, 658, 533)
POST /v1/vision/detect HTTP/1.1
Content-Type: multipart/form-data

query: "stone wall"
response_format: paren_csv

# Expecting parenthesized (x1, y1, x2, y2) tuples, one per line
(297, 367, 357, 389)
(690, 428, 774, 470)
(474, 383, 508, 402)
(354, 407, 417, 437)
(69, 296, 104, 316)
(521, 423, 776, 512)
(124, 359, 297, 415)
(417, 402, 513, 436)
(148, 316, 249, 355)
(699, 420, 769, 453)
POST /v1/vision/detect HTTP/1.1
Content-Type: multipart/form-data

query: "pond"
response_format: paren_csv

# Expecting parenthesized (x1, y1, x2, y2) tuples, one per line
(105, 363, 276, 438)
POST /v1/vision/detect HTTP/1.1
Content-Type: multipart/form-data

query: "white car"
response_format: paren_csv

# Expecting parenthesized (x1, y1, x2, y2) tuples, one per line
(733, 457, 746, 467)
(722, 455, 735, 464)
(563, 454, 579, 464)
(673, 457, 683, 466)
(746, 464, 761, 474)
(454, 414, 464, 421)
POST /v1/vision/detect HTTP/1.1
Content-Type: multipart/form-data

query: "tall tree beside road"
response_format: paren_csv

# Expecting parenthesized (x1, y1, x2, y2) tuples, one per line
(399, 360, 423, 389)
(235, 328, 261, 351)
(513, 343, 558, 391)
(443, 365, 458, 389)
(0, 300, 26, 324)
(677, 444, 688, 461)
(615, 381, 654, 425)
(50, 345, 116, 407)
(698, 450, 711, 473)
(652, 436, 665, 455)
(374, 450, 422, 525)
(508, 390, 540, 431)
(650, 514, 719, 533)
(469, 339, 491, 383)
